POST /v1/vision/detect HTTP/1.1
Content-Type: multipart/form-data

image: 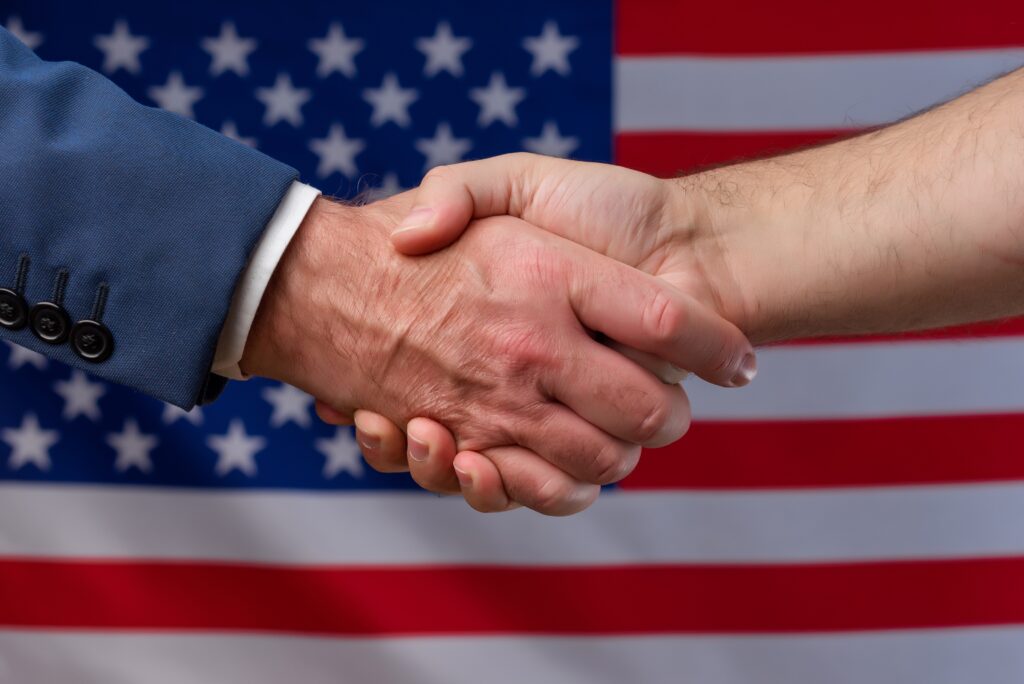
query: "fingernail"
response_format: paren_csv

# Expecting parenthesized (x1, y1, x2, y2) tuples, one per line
(355, 429, 379, 453)
(393, 206, 435, 235)
(408, 435, 429, 462)
(731, 353, 758, 387)
(454, 464, 472, 489)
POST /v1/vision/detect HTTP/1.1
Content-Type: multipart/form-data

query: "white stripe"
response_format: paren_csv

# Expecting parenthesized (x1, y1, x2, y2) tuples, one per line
(615, 50, 1024, 131)
(5, 482, 1024, 565)
(3, 628, 1024, 684)
(689, 337, 1024, 420)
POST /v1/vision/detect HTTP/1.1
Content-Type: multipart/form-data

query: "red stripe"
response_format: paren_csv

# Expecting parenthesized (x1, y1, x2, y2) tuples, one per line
(3, 557, 1024, 634)
(617, 0, 1024, 56)
(615, 130, 850, 177)
(623, 413, 1024, 490)
(787, 318, 1024, 345)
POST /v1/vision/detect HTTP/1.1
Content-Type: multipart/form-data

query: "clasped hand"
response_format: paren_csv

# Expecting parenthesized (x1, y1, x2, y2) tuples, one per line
(245, 154, 757, 516)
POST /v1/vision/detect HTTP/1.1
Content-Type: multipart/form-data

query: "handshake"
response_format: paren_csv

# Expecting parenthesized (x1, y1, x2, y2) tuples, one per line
(242, 68, 1024, 515)
(2, 26, 1019, 516)
(243, 154, 761, 515)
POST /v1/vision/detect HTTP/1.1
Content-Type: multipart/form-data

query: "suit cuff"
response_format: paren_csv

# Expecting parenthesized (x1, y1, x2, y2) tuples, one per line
(212, 180, 321, 381)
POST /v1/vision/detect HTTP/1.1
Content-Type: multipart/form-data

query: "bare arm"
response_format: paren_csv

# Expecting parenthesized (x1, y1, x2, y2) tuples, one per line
(689, 67, 1024, 343)
(353, 67, 1024, 512)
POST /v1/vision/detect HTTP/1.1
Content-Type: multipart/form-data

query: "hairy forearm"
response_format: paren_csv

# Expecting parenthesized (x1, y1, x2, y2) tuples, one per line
(684, 67, 1024, 344)
(242, 197, 371, 387)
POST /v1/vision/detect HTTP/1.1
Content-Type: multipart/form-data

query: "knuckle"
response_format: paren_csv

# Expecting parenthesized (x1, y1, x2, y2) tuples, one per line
(496, 151, 535, 170)
(706, 338, 735, 375)
(589, 441, 641, 486)
(635, 398, 671, 444)
(511, 241, 567, 286)
(642, 289, 686, 347)
(530, 475, 581, 516)
(422, 164, 455, 185)
(637, 389, 690, 446)
(508, 151, 543, 173)
(493, 326, 556, 376)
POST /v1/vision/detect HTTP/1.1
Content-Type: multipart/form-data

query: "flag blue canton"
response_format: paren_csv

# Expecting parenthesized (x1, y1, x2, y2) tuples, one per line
(0, 0, 613, 491)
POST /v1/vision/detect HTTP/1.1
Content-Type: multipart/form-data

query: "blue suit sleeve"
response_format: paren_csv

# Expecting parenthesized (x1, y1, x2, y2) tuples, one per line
(0, 28, 299, 408)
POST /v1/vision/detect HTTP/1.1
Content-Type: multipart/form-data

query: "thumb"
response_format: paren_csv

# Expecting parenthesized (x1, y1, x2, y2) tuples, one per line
(391, 154, 543, 255)
(390, 202, 473, 256)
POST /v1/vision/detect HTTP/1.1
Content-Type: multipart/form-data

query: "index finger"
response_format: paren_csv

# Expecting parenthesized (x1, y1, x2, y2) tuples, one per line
(567, 256, 757, 387)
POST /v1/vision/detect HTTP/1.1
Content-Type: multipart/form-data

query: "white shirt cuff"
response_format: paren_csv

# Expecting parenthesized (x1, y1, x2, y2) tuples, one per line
(212, 181, 321, 381)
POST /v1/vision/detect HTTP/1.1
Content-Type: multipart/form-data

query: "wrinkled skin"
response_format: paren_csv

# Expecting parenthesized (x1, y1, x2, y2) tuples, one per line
(245, 192, 753, 515)
(314, 156, 761, 513)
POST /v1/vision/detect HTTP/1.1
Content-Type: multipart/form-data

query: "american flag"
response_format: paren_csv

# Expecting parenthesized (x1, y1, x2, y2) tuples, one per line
(3, 1, 1024, 681)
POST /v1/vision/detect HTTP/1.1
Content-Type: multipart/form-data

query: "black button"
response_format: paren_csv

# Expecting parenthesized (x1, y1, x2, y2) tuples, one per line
(29, 301, 71, 344)
(0, 288, 28, 330)
(197, 373, 229, 405)
(71, 319, 114, 363)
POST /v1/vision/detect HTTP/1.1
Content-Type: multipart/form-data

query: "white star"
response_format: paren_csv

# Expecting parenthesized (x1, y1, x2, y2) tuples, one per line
(208, 419, 265, 477)
(220, 120, 257, 148)
(162, 403, 204, 426)
(523, 20, 579, 77)
(364, 172, 404, 202)
(308, 23, 364, 78)
(256, 73, 311, 127)
(53, 370, 106, 421)
(469, 72, 525, 127)
(523, 121, 579, 158)
(107, 418, 158, 474)
(94, 19, 150, 75)
(148, 71, 203, 118)
(4, 15, 43, 50)
(415, 122, 472, 171)
(201, 21, 257, 77)
(2, 414, 57, 471)
(316, 429, 365, 479)
(363, 73, 418, 128)
(309, 124, 365, 178)
(6, 342, 46, 371)
(262, 383, 314, 428)
(416, 21, 472, 78)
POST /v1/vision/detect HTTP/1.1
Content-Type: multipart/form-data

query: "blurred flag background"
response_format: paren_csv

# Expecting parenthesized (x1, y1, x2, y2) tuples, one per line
(3, 1, 1024, 681)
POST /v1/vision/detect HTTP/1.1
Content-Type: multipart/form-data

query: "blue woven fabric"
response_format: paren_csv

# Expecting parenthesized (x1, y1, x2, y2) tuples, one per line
(0, 27, 297, 407)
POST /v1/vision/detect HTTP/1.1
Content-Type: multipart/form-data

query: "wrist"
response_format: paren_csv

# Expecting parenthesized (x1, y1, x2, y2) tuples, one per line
(671, 163, 809, 345)
(241, 194, 414, 391)
(241, 196, 365, 382)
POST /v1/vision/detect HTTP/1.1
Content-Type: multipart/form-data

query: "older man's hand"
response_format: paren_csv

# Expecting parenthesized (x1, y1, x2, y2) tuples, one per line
(324, 157, 763, 513)
(242, 194, 753, 515)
